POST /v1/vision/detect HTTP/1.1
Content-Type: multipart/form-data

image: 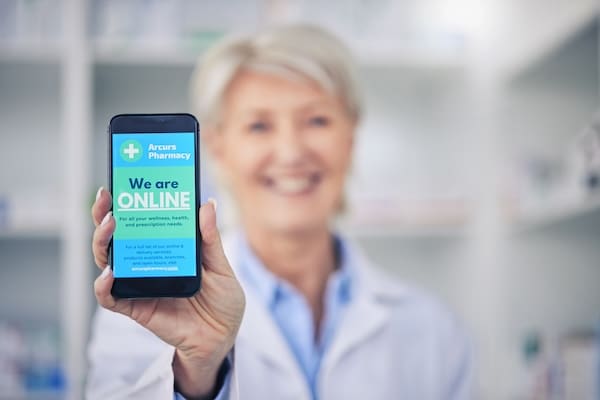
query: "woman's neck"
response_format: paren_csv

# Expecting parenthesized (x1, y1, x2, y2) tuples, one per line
(244, 224, 336, 335)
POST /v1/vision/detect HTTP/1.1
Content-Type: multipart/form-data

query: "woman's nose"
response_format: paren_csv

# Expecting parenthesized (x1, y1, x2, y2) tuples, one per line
(273, 123, 306, 165)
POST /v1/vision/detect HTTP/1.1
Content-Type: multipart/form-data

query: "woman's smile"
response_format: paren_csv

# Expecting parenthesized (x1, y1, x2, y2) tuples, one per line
(260, 172, 323, 196)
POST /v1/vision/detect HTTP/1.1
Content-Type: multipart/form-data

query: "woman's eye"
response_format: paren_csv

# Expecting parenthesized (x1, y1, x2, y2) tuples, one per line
(248, 121, 270, 133)
(307, 116, 330, 127)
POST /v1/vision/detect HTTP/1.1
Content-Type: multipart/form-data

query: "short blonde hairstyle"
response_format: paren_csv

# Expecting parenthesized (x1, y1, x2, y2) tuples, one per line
(190, 24, 362, 126)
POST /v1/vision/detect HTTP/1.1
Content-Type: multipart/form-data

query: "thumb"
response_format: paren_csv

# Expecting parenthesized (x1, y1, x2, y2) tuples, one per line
(199, 199, 233, 276)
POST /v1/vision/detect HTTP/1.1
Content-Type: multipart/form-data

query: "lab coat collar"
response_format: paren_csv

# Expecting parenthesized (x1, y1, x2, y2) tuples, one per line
(222, 231, 410, 376)
(320, 238, 410, 375)
(238, 277, 306, 376)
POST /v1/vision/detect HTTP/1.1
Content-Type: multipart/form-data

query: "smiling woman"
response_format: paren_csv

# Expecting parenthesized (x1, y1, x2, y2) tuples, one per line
(205, 69, 354, 237)
(191, 25, 362, 237)
(87, 24, 473, 400)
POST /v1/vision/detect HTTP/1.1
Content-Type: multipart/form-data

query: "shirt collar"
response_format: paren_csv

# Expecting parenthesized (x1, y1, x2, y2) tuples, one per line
(235, 233, 353, 308)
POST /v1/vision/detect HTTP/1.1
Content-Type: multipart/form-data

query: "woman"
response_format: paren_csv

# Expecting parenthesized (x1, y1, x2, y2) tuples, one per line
(88, 25, 472, 399)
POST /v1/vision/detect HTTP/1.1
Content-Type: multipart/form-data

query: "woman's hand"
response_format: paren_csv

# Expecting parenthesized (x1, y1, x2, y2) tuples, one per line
(91, 187, 245, 398)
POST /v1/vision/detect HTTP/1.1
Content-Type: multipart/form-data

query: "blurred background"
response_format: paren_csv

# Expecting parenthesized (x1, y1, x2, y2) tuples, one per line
(0, 0, 599, 399)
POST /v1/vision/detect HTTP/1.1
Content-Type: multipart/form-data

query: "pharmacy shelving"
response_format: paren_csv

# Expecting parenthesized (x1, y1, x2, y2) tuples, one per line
(0, 56, 65, 397)
(489, 14, 600, 400)
(0, 1, 90, 400)
(504, 15, 600, 234)
(0, 236, 63, 398)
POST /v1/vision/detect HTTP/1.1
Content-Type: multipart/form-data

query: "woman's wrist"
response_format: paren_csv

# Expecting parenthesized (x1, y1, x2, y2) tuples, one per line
(172, 348, 227, 399)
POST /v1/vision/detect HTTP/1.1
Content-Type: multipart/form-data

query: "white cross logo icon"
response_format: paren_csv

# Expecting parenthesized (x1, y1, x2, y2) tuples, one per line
(123, 143, 140, 159)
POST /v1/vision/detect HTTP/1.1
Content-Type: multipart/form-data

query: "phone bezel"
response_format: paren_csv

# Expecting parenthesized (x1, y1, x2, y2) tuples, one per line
(108, 113, 201, 298)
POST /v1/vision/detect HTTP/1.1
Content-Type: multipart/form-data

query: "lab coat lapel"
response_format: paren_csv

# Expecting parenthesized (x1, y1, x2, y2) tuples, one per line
(323, 292, 389, 372)
(236, 286, 301, 374)
(222, 233, 302, 376)
(321, 244, 406, 374)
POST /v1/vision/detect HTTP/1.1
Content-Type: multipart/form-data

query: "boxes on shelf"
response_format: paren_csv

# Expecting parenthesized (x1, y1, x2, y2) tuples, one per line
(561, 328, 600, 400)
(0, 320, 65, 397)
(0, 0, 61, 45)
(91, 0, 256, 55)
(576, 112, 600, 193)
(515, 327, 600, 400)
(506, 111, 600, 225)
(0, 191, 61, 236)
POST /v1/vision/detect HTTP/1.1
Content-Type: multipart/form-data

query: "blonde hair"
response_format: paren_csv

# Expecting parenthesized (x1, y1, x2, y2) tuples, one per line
(190, 24, 362, 126)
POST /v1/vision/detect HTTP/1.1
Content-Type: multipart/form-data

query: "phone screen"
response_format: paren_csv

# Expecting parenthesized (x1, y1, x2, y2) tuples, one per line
(111, 131, 198, 279)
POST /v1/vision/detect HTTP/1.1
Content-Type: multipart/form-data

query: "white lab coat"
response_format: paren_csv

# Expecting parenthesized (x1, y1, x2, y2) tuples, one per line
(86, 234, 472, 399)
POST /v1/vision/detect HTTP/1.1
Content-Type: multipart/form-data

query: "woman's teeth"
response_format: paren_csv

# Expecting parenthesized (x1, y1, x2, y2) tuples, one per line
(272, 176, 316, 194)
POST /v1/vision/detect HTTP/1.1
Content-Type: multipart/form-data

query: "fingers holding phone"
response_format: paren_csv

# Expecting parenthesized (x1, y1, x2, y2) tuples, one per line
(92, 188, 114, 268)
(91, 113, 244, 359)
(90, 198, 245, 365)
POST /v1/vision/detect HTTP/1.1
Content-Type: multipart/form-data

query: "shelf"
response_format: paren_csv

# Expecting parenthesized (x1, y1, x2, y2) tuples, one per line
(0, 226, 60, 241)
(342, 195, 469, 239)
(0, 43, 61, 64)
(18, 392, 64, 400)
(337, 209, 468, 238)
(339, 221, 467, 239)
(93, 45, 200, 67)
(511, 194, 600, 232)
(353, 36, 467, 69)
(357, 50, 465, 70)
(92, 37, 467, 69)
(0, 388, 65, 400)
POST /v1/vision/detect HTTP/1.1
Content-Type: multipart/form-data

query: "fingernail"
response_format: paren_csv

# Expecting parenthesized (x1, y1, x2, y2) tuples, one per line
(208, 197, 218, 211)
(100, 211, 112, 227)
(96, 186, 104, 201)
(101, 266, 112, 280)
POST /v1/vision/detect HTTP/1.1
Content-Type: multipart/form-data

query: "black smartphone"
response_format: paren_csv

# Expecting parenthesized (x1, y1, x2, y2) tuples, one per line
(108, 113, 201, 298)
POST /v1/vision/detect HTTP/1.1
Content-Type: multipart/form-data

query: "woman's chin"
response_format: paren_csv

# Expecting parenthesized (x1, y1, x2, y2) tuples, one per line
(258, 215, 331, 237)
(240, 199, 337, 235)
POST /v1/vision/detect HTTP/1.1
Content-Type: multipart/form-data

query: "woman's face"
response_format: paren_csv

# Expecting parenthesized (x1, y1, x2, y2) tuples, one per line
(208, 69, 355, 236)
